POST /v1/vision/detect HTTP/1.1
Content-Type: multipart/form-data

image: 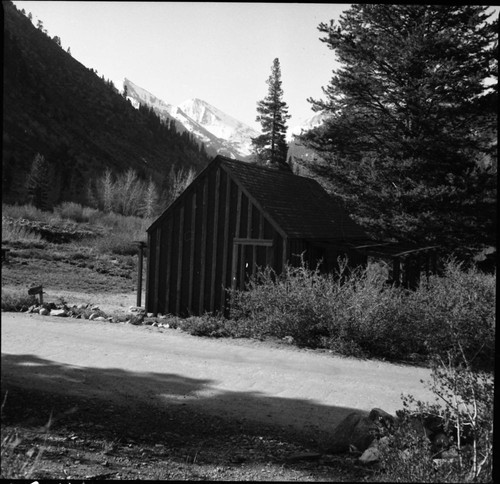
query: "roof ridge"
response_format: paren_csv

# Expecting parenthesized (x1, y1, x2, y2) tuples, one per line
(216, 155, 308, 180)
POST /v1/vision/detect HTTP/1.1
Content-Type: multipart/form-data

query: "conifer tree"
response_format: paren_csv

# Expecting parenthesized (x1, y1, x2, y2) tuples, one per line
(301, 5, 497, 256)
(26, 153, 51, 210)
(252, 58, 291, 170)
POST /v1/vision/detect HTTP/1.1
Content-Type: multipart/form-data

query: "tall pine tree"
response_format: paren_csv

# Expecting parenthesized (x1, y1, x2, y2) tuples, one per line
(300, 5, 497, 258)
(252, 58, 291, 170)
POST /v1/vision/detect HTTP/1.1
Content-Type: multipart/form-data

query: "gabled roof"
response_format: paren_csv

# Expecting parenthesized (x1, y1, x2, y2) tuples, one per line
(221, 156, 367, 240)
(148, 155, 368, 241)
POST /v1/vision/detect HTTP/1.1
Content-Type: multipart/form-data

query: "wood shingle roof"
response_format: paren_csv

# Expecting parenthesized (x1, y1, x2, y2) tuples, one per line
(219, 156, 368, 241)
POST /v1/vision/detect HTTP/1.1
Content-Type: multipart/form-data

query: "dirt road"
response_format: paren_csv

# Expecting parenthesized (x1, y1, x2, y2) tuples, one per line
(1, 312, 433, 436)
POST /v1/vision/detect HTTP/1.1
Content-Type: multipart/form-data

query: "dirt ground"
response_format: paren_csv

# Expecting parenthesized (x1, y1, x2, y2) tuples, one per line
(2, 310, 433, 480)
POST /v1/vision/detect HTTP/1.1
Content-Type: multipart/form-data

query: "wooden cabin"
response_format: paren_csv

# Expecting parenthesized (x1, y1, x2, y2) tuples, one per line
(145, 155, 370, 316)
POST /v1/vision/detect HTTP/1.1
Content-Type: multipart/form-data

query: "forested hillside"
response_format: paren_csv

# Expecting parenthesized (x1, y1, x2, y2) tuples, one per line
(2, 1, 210, 206)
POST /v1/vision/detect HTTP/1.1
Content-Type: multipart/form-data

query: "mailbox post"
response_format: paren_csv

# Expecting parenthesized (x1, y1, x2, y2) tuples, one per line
(28, 285, 43, 305)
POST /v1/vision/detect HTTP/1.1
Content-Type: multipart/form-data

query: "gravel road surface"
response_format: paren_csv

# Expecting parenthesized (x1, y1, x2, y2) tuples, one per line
(1, 312, 434, 435)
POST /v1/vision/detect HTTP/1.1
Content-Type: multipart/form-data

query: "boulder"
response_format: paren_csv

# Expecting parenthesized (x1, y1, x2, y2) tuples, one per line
(50, 309, 68, 317)
(325, 408, 398, 454)
(324, 412, 375, 453)
(369, 408, 397, 431)
(39, 308, 49, 316)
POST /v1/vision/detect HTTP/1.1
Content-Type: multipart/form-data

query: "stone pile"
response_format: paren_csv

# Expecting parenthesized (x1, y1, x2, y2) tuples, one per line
(26, 301, 175, 328)
(326, 407, 469, 467)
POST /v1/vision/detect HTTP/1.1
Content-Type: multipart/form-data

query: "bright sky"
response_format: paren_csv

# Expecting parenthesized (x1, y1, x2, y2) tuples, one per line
(13, 1, 350, 132)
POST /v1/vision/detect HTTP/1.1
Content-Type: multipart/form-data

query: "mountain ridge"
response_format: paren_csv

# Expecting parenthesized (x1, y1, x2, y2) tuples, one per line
(2, 1, 209, 206)
(124, 79, 261, 160)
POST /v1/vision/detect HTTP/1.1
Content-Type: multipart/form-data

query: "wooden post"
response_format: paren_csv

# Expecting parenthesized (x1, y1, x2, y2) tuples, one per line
(28, 284, 43, 305)
(135, 241, 147, 307)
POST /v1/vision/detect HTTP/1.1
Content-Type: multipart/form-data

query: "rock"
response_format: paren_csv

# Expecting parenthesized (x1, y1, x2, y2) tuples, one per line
(146, 312, 154, 318)
(50, 309, 68, 317)
(358, 436, 389, 464)
(325, 408, 396, 454)
(39, 308, 49, 316)
(368, 408, 397, 431)
(77, 303, 88, 309)
(282, 335, 295, 344)
(129, 314, 144, 325)
(94, 316, 107, 321)
(350, 414, 379, 452)
(128, 306, 146, 314)
(359, 444, 380, 464)
(440, 447, 459, 460)
(91, 305, 100, 311)
(158, 314, 167, 319)
(143, 318, 156, 325)
(431, 432, 450, 454)
(89, 313, 98, 320)
(325, 412, 370, 453)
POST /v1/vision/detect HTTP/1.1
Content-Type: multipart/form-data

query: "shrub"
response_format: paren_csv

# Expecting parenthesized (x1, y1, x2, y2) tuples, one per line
(53, 202, 97, 224)
(1, 290, 38, 312)
(414, 260, 495, 371)
(377, 353, 493, 482)
(229, 261, 341, 346)
(228, 258, 495, 368)
(179, 314, 230, 338)
(2, 203, 49, 222)
(1, 221, 45, 246)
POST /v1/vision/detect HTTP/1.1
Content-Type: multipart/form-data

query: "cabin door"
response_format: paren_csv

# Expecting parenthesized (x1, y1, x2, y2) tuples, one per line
(231, 238, 274, 290)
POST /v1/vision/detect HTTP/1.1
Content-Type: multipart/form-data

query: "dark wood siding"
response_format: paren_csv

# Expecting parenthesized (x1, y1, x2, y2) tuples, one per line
(146, 158, 367, 316)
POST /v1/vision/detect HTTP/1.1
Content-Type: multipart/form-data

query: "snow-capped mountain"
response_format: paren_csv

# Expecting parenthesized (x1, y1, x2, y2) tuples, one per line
(290, 111, 331, 137)
(124, 79, 260, 160)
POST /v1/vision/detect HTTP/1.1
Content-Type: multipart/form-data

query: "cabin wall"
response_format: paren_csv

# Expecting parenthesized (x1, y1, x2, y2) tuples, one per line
(146, 164, 283, 316)
(288, 240, 368, 274)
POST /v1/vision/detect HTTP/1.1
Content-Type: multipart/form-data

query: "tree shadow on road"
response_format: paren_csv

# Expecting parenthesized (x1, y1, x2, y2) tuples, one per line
(1, 353, 365, 478)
